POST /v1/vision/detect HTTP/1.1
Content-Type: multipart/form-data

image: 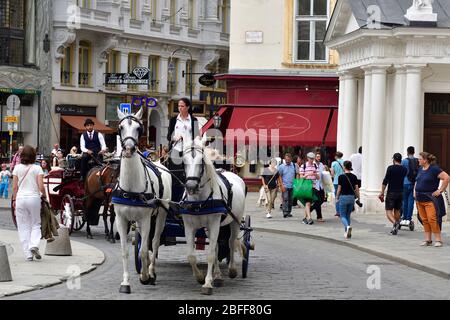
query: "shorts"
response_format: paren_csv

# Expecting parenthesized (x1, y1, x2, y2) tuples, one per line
(385, 191, 403, 211)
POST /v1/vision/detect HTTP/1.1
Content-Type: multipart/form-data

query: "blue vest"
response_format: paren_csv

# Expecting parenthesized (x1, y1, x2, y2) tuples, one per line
(83, 131, 101, 154)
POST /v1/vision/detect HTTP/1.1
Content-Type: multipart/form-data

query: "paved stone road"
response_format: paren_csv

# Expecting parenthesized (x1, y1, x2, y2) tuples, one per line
(2, 211, 450, 300)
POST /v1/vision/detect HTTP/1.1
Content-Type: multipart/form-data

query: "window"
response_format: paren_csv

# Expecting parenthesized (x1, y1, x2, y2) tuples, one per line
(61, 45, 74, 86)
(128, 53, 140, 91)
(130, 0, 138, 20)
(151, 0, 157, 21)
(105, 50, 120, 90)
(188, 0, 195, 28)
(0, 0, 25, 66)
(221, 0, 230, 33)
(185, 60, 196, 95)
(168, 58, 178, 94)
(295, 0, 328, 62)
(77, 0, 91, 9)
(170, 0, 177, 25)
(148, 55, 159, 92)
(78, 40, 92, 87)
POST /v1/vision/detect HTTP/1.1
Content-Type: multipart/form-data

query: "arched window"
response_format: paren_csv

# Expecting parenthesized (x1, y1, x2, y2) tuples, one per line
(0, 0, 25, 66)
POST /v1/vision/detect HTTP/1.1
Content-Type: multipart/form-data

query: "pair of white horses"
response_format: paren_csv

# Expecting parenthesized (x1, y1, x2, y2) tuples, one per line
(114, 108, 246, 295)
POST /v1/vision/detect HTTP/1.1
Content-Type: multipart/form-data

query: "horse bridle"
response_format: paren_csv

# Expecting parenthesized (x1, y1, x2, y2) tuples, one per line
(184, 146, 207, 186)
(117, 115, 144, 150)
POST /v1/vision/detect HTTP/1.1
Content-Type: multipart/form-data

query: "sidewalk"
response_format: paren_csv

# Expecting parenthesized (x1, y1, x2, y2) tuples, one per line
(0, 229, 104, 298)
(246, 192, 450, 279)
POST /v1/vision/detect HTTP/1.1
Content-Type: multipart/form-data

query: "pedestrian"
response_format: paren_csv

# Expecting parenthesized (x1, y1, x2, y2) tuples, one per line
(299, 152, 320, 225)
(401, 146, 419, 226)
(80, 118, 107, 181)
(11, 145, 46, 261)
(311, 151, 326, 222)
(330, 151, 344, 216)
(292, 155, 303, 208)
(415, 152, 450, 247)
(350, 146, 362, 188)
(261, 158, 280, 218)
(277, 153, 298, 218)
(0, 163, 11, 198)
(336, 160, 360, 239)
(10, 145, 23, 172)
(379, 153, 407, 235)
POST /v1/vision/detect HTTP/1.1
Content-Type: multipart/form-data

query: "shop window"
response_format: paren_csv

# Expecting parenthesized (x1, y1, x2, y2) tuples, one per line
(295, 0, 328, 62)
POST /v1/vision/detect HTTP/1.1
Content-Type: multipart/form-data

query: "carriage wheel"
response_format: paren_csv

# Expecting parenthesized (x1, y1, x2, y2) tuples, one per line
(60, 195, 83, 234)
(11, 199, 17, 229)
(71, 199, 86, 232)
(242, 215, 251, 278)
(134, 229, 142, 274)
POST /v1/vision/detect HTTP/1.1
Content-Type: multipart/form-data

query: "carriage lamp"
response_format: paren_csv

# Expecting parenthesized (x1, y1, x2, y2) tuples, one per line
(213, 114, 222, 129)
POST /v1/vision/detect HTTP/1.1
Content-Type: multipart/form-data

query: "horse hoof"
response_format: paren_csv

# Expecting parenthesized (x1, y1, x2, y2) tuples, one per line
(196, 277, 205, 285)
(201, 287, 213, 295)
(213, 279, 224, 287)
(119, 285, 131, 294)
(115, 232, 120, 240)
(87, 234, 93, 239)
(150, 273, 157, 285)
(229, 269, 238, 279)
(140, 277, 152, 285)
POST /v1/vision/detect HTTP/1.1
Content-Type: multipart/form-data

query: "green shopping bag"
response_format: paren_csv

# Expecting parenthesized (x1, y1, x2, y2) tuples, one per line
(292, 178, 313, 201)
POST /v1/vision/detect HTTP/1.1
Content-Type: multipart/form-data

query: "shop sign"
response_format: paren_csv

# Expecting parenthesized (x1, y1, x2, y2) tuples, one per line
(131, 96, 158, 108)
(245, 111, 311, 138)
(198, 73, 216, 87)
(105, 67, 150, 85)
(4, 116, 18, 123)
(55, 105, 97, 116)
(0, 88, 41, 95)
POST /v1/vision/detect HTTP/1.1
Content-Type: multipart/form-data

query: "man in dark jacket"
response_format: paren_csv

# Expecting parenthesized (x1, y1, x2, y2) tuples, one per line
(80, 118, 107, 181)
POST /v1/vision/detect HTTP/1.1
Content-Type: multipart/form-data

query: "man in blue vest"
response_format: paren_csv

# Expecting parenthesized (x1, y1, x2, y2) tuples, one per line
(80, 118, 107, 181)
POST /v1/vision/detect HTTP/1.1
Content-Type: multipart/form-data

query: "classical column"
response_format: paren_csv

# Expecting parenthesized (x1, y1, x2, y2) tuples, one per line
(178, 58, 187, 96)
(119, 51, 129, 93)
(159, 57, 169, 93)
(392, 65, 406, 155)
(361, 67, 372, 193)
(25, 0, 36, 65)
(403, 65, 425, 154)
(341, 73, 358, 160)
(366, 65, 389, 195)
(139, 55, 149, 92)
(336, 71, 346, 153)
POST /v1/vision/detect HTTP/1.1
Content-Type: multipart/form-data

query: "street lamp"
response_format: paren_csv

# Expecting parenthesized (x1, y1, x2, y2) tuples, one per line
(213, 114, 222, 129)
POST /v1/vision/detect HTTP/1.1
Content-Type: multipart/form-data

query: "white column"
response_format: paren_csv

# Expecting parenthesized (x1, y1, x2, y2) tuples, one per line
(392, 65, 406, 156)
(341, 73, 358, 160)
(366, 66, 389, 194)
(403, 65, 425, 154)
(178, 58, 187, 96)
(119, 51, 129, 93)
(139, 54, 149, 91)
(159, 56, 169, 93)
(361, 67, 372, 193)
(336, 72, 346, 153)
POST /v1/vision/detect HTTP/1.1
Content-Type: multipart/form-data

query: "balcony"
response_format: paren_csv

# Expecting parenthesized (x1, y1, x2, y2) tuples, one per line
(148, 80, 159, 93)
(167, 81, 177, 95)
(60, 71, 74, 86)
(78, 73, 93, 88)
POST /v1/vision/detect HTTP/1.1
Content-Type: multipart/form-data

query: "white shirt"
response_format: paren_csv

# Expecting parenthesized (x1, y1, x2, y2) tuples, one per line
(13, 164, 44, 198)
(349, 153, 362, 180)
(172, 114, 195, 152)
(80, 130, 107, 153)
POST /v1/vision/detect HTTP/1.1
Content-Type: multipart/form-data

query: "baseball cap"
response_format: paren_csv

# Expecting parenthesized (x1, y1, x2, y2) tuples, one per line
(393, 153, 402, 162)
(307, 152, 315, 159)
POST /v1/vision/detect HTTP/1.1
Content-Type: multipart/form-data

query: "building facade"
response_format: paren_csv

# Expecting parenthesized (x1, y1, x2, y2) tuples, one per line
(325, 0, 450, 211)
(52, 0, 229, 152)
(211, 0, 339, 186)
(0, 0, 53, 157)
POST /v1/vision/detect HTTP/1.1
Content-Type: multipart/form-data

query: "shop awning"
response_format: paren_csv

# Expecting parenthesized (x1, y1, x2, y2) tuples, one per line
(61, 115, 115, 134)
(217, 106, 337, 146)
(200, 107, 230, 135)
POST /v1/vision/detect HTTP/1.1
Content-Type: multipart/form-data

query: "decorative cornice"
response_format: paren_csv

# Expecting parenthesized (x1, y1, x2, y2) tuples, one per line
(98, 35, 119, 66)
(54, 28, 76, 61)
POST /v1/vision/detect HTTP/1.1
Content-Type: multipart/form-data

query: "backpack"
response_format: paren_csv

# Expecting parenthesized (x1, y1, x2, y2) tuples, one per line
(407, 158, 419, 183)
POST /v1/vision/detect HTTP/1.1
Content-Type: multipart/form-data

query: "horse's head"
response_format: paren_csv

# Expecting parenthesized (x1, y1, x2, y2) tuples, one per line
(117, 107, 144, 158)
(183, 137, 207, 195)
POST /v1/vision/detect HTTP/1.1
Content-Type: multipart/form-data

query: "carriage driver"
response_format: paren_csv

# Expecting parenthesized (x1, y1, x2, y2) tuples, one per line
(80, 118, 107, 181)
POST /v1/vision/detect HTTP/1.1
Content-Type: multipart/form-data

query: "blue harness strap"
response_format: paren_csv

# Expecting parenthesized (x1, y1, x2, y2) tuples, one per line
(179, 200, 229, 215)
(112, 196, 158, 208)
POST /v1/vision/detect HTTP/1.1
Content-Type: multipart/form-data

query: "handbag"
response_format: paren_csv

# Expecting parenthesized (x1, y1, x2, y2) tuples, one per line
(293, 178, 313, 200)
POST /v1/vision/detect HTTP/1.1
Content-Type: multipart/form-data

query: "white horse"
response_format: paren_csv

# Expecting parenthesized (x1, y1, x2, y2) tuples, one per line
(114, 107, 172, 294)
(182, 137, 246, 295)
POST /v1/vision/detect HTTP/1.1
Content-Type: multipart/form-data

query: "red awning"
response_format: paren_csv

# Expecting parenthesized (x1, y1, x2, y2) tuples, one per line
(221, 107, 337, 146)
(61, 115, 115, 134)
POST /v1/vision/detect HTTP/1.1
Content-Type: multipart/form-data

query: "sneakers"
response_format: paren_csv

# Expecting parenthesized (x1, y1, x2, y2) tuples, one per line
(287, 213, 293, 217)
(307, 219, 314, 225)
(434, 241, 443, 247)
(335, 213, 340, 217)
(302, 218, 308, 224)
(30, 247, 41, 260)
(266, 212, 272, 219)
(420, 240, 433, 246)
(346, 226, 352, 238)
(391, 221, 399, 235)
(317, 218, 325, 223)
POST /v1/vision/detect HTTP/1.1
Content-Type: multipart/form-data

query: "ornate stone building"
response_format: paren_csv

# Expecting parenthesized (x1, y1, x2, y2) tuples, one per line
(0, 0, 52, 156)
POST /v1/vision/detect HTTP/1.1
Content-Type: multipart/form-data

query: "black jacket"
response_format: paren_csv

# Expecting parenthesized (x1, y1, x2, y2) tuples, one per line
(167, 115, 198, 146)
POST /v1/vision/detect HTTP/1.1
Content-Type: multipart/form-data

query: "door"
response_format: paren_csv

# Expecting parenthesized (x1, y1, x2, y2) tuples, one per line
(424, 128, 448, 172)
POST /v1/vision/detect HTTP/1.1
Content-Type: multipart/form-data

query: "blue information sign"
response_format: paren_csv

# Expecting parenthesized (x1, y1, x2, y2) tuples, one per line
(120, 103, 131, 114)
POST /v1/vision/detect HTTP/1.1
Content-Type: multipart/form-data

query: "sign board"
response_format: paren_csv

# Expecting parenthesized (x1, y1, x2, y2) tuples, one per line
(120, 103, 131, 114)
(131, 96, 158, 108)
(105, 67, 150, 85)
(198, 73, 216, 87)
(55, 105, 97, 116)
(5, 116, 18, 123)
(245, 31, 263, 43)
(7, 123, 18, 131)
(6, 94, 20, 110)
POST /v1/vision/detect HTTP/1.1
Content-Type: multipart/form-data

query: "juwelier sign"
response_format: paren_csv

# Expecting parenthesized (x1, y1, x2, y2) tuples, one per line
(105, 67, 150, 85)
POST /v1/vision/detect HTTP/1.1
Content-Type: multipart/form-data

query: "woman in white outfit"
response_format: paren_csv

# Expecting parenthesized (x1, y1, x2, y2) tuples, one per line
(12, 145, 46, 261)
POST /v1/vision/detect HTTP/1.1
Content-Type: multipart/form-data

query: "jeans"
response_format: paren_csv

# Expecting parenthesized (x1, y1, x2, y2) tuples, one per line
(402, 184, 415, 220)
(334, 184, 339, 214)
(0, 182, 8, 198)
(339, 195, 355, 231)
(282, 188, 293, 215)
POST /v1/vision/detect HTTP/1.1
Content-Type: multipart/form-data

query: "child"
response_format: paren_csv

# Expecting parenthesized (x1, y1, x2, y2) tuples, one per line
(0, 163, 11, 198)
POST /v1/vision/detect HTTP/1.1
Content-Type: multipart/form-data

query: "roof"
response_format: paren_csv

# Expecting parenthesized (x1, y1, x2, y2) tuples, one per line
(61, 115, 115, 134)
(347, 0, 450, 28)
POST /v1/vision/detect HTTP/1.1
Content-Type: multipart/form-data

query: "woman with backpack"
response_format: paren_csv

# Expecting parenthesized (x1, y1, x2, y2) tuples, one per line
(414, 152, 450, 247)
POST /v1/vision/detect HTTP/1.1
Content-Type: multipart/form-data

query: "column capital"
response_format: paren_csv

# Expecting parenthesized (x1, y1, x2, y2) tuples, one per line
(403, 64, 427, 73)
(393, 64, 407, 74)
(371, 64, 391, 75)
(337, 71, 357, 80)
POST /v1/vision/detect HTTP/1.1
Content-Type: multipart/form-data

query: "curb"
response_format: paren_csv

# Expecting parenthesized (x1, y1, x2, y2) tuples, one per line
(254, 227, 450, 280)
